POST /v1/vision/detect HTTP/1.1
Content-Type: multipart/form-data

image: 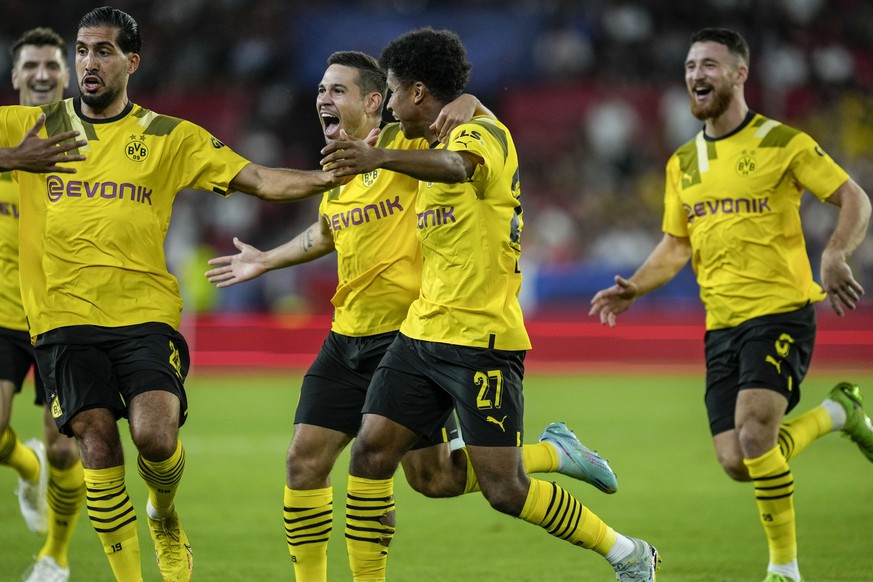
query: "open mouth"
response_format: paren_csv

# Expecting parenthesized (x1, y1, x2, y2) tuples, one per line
(321, 112, 340, 137)
(82, 75, 102, 93)
(693, 85, 713, 100)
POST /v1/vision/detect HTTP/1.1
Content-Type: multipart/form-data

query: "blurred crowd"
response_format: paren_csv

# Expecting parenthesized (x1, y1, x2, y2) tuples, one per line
(2, 0, 871, 315)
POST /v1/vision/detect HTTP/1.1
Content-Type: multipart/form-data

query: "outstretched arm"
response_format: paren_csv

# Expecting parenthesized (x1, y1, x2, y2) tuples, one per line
(0, 114, 86, 173)
(229, 162, 347, 202)
(320, 130, 477, 183)
(589, 233, 692, 327)
(821, 178, 871, 316)
(205, 218, 335, 288)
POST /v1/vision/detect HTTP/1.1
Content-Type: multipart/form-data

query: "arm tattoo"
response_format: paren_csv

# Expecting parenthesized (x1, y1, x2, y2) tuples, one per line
(299, 227, 315, 253)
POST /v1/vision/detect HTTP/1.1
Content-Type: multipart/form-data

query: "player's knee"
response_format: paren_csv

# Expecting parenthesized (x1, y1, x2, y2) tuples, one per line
(132, 430, 178, 462)
(405, 470, 462, 498)
(46, 437, 80, 469)
(349, 438, 401, 480)
(479, 482, 527, 516)
(717, 454, 750, 481)
(286, 447, 333, 489)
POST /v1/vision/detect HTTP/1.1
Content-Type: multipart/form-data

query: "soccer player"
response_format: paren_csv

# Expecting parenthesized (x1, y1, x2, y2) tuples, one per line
(0, 7, 350, 582)
(589, 28, 872, 582)
(205, 50, 618, 582)
(0, 27, 86, 582)
(320, 28, 659, 582)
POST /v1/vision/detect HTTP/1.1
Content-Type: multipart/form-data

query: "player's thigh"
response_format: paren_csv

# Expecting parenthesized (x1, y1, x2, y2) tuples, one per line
(0, 328, 37, 425)
(363, 337, 455, 439)
(110, 324, 191, 422)
(430, 344, 526, 448)
(736, 307, 815, 415)
(34, 337, 122, 437)
(296, 331, 395, 435)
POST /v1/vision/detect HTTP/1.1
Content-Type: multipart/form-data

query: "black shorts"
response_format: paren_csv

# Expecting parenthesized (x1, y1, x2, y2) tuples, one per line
(0, 327, 44, 405)
(296, 330, 456, 450)
(34, 323, 190, 436)
(704, 305, 815, 436)
(364, 333, 526, 447)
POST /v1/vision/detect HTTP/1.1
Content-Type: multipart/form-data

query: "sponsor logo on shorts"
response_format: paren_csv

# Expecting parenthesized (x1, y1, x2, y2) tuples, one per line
(486, 415, 507, 432)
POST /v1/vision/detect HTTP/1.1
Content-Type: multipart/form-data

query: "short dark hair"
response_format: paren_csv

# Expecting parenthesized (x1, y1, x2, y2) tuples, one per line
(327, 51, 387, 101)
(10, 27, 66, 65)
(78, 6, 142, 54)
(690, 28, 750, 68)
(380, 27, 471, 104)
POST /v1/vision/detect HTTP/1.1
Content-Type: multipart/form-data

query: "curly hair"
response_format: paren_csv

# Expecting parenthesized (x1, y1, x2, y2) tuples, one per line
(380, 27, 471, 103)
(10, 27, 66, 65)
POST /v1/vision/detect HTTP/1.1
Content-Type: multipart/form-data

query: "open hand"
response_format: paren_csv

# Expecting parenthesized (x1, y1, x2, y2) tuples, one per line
(5, 114, 87, 173)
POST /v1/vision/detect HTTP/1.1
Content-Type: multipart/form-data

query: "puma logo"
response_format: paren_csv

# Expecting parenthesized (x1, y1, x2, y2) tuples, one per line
(486, 415, 508, 432)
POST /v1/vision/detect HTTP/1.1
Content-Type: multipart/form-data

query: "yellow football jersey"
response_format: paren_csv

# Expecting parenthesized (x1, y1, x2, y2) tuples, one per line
(663, 112, 849, 330)
(320, 123, 426, 336)
(0, 170, 26, 331)
(401, 116, 531, 350)
(0, 99, 249, 338)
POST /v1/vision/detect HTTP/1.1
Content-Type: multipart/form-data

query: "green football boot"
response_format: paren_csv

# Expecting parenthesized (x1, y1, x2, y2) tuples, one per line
(827, 382, 873, 462)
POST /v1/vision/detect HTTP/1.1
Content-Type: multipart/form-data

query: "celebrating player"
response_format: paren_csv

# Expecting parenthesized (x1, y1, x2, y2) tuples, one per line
(590, 28, 872, 582)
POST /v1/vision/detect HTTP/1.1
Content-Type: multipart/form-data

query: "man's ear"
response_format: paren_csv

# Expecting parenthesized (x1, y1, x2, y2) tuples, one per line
(365, 91, 383, 115)
(413, 81, 428, 105)
(127, 52, 140, 75)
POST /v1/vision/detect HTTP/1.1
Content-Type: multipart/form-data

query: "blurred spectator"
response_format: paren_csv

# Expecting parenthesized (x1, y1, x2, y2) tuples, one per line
(2, 0, 869, 314)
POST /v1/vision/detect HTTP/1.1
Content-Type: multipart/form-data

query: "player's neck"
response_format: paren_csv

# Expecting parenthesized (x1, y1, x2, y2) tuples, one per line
(704, 98, 750, 139)
(80, 94, 130, 120)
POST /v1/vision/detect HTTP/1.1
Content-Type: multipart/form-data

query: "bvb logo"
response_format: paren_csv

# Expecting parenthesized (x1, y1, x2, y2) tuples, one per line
(50, 395, 63, 419)
(736, 155, 757, 176)
(362, 169, 379, 187)
(169, 340, 183, 379)
(125, 138, 149, 162)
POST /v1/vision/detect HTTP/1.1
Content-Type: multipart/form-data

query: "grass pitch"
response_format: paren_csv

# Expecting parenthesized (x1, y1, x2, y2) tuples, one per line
(1, 370, 871, 581)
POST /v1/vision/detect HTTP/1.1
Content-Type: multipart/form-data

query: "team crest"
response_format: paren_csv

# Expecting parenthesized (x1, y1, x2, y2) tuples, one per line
(125, 135, 149, 162)
(736, 155, 757, 176)
(169, 340, 183, 379)
(362, 169, 379, 187)
(50, 394, 63, 419)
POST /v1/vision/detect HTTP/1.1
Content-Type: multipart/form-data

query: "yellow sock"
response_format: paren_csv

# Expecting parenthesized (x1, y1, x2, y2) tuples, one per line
(745, 446, 796, 565)
(38, 460, 85, 568)
(458, 448, 480, 493)
(284, 485, 332, 582)
(523, 441, 560, 473)
(345, 476, 394, 582)
(779, 406, 832, 461)
(0, 426, 40, 481)
(137, 439, 184, 515)
(519, 478, 617, 555)
(83, 466, 143, 581)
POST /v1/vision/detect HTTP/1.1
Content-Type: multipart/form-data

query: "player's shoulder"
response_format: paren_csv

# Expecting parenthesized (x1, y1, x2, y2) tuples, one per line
(130, 104, 190, 137)
(377, 122, 427, 150)
(748, 112, 805, 148)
